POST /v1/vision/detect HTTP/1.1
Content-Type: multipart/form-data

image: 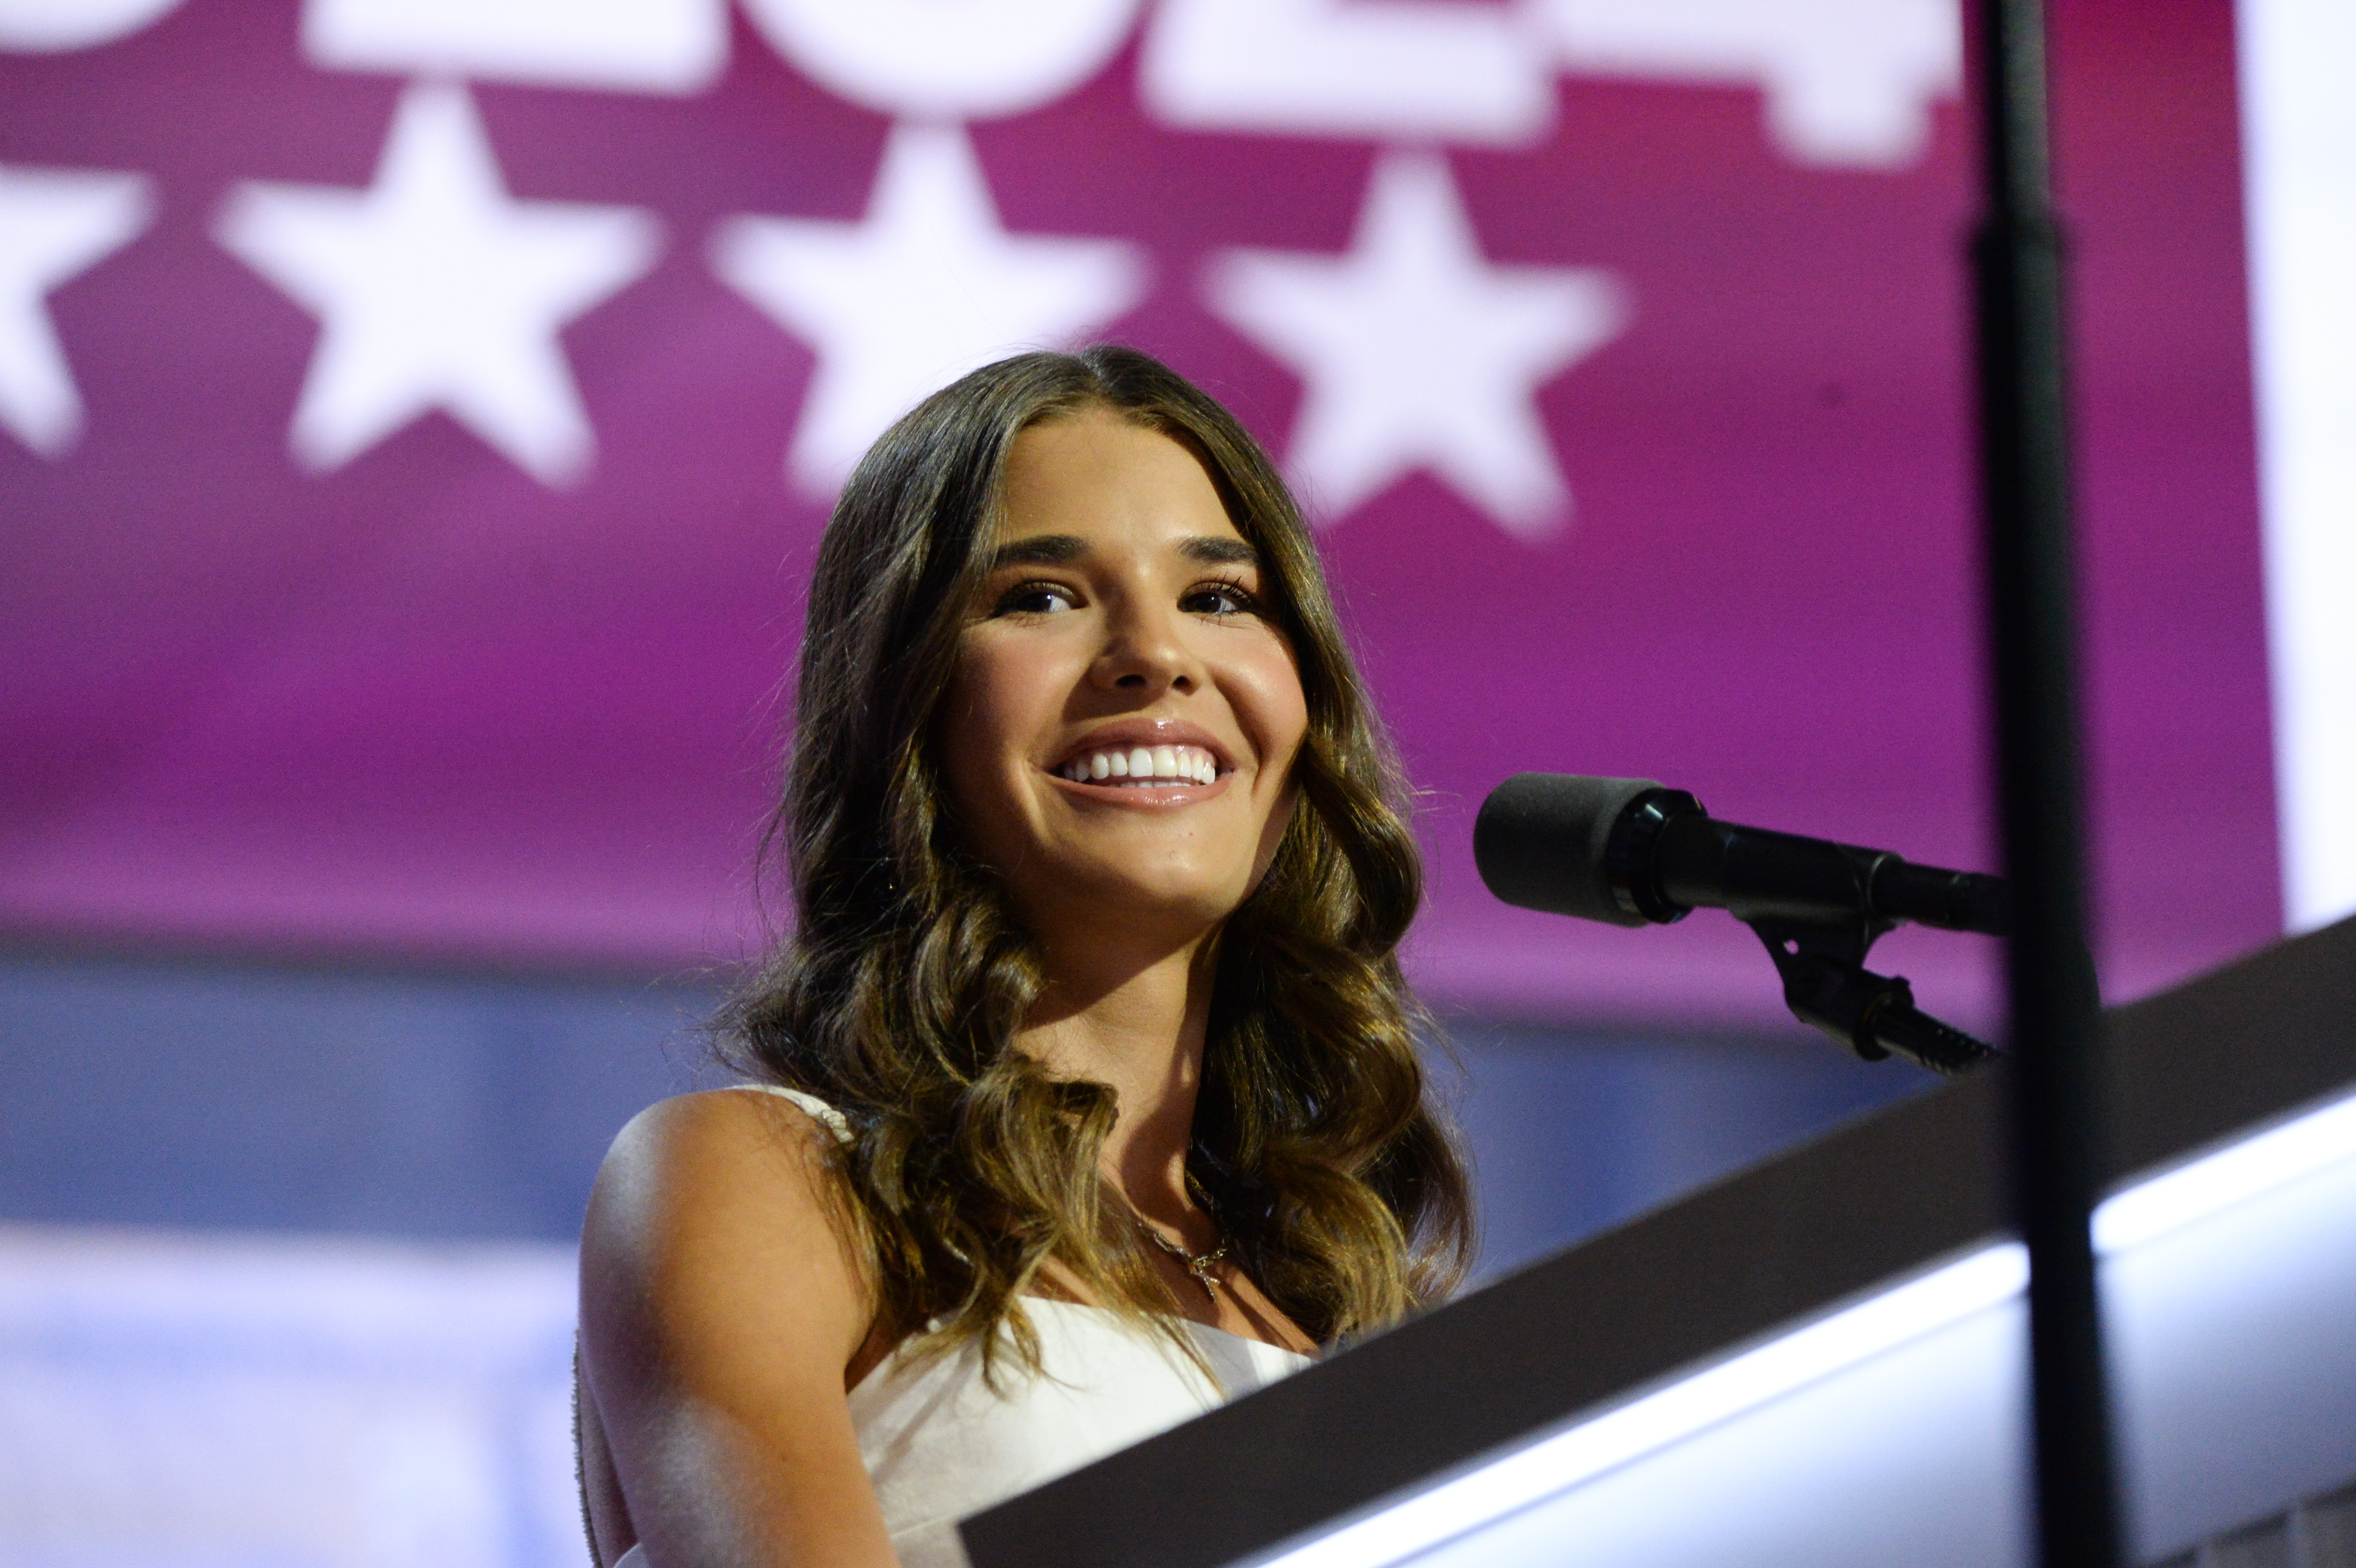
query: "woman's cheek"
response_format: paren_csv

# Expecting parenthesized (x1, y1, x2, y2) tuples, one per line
(939, 639, 1033, 824)
(1236, 643, 1310, 784)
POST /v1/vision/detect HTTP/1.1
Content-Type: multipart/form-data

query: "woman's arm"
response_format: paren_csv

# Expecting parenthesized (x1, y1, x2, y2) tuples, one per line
(579, 1089, 898, 1568)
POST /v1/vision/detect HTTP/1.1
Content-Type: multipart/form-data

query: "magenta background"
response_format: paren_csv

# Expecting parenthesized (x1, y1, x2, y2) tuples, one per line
(0, 0, 2276, 1027)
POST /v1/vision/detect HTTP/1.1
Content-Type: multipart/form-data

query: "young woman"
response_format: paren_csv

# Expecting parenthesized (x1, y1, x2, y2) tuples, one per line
(575, 346, 1472, 1568)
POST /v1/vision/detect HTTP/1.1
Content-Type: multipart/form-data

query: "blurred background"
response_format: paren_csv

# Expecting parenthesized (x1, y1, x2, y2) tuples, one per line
(4, 0, 2348, 1562)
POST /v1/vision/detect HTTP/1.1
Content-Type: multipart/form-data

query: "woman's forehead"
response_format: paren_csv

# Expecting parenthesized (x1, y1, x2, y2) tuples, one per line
(999, 412, 1238, 540)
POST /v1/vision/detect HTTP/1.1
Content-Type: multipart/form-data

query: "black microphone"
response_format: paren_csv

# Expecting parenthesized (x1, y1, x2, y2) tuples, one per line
(1473, 773, 2010, 938)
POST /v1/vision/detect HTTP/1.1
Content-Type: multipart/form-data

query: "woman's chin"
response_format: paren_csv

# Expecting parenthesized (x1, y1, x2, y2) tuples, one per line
(1021, 863, 1254, 947)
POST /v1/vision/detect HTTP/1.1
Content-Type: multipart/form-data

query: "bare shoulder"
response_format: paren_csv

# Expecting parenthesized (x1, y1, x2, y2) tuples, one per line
(591, 1088, 848, 1223)
(581, 1087, 874, 1382)
(586, 1086, 862, 1277)
(578, 1089, 900, 1566)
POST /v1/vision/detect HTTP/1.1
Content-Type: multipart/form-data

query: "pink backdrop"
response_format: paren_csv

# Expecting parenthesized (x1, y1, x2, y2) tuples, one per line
(0, 0, 2275, 1027)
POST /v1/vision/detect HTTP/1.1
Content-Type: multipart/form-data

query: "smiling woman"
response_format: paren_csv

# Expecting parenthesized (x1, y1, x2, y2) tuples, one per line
(574, 347, 1473, 1568)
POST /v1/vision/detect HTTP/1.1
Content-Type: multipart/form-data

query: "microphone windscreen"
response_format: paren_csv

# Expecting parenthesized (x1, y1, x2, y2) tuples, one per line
(1474, 773, 1659, 927)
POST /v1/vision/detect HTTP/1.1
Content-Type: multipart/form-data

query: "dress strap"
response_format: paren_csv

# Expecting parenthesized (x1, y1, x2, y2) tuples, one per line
(735, 1082, 856, 1145)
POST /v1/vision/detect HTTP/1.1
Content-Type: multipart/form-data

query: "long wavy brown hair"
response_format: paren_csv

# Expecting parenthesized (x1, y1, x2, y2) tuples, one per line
(718, 345, 1472, 1371)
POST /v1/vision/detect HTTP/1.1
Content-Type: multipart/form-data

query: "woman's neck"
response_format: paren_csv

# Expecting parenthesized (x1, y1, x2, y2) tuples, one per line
(1017, 933, 1218, 1230)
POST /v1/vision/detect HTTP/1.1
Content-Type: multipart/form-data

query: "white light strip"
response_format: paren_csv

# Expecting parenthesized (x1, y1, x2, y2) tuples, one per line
(2093, 1087, 2356, 1254)
(1255, 1085, 2356, 1568)
(1253, 1244, 2029, 1568)
(2240, 0, 2356, 930)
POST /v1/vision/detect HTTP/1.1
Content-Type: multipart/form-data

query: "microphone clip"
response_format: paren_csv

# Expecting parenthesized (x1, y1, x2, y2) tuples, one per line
(1748, 915, 1996, 1078)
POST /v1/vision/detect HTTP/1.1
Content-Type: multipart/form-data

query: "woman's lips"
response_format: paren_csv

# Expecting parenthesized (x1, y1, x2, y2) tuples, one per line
(1048, 766, 1233, 804)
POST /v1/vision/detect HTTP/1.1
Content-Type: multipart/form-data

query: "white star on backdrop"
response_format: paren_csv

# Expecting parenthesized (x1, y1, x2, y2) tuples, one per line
(711, 122, 1148, 498)
(214, 81, 660, 486)
(0, 163, 150, 456)
(1205, 152, 1626, 540)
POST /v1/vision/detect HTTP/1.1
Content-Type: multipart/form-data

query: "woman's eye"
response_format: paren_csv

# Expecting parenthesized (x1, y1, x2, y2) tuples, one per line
(995, 581, 1079, 616)
(1184, 582, 1258, 618)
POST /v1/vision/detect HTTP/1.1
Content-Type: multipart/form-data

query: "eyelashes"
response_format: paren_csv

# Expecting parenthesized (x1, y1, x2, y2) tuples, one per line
(987, 576, 1264, 620)
(991, 579, 1080, 616)
(1182, 574, 1261, 618)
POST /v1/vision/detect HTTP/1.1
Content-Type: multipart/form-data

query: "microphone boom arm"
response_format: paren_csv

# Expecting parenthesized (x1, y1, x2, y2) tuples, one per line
(1472, 774, 2007, 1077)
(1751, 916, 1997, 1077)
(1605, 785, 2004, 1076)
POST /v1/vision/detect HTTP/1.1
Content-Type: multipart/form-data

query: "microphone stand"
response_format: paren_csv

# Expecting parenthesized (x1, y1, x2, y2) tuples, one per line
(1747, 916, 1996, 1078)
(1971, 0, 2124, 1563)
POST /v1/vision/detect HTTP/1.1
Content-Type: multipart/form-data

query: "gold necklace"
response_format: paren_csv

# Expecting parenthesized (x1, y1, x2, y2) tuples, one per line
(1142, 1220, 1230, 1303)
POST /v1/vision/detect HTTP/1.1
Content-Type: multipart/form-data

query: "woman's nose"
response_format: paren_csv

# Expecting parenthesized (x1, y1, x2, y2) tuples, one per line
(1091, 599, 1201, 695)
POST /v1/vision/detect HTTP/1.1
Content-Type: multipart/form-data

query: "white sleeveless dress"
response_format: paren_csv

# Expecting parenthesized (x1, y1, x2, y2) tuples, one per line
(610, 1086, 1314, 1568)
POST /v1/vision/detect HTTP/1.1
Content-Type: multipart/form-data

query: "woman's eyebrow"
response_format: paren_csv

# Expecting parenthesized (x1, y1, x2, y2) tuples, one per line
(1179, 536, 1258, 567)
(988, 534, 1087, 569)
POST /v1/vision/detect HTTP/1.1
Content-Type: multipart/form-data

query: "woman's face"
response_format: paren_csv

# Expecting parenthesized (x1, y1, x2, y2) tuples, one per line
(939, 410, 1309, 956)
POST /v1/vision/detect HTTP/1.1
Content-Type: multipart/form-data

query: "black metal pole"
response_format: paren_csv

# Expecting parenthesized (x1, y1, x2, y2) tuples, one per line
(1969, 3, 2123, 1566)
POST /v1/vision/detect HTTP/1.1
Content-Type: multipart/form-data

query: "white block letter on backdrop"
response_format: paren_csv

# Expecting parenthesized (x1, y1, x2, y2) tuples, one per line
(1528, 0, 1959, 168)
(304, 0, 727, 95)
(0, 0, 183, 51)
(1141, 0, 1554, 146)
(737, 0, 1142, 120)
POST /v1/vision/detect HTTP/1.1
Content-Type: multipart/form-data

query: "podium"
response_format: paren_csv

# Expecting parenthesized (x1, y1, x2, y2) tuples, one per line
(963, 916, 2356, 1568)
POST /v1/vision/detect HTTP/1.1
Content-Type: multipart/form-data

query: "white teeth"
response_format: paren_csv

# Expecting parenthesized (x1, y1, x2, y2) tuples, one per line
(1058, 743, 1223, 787)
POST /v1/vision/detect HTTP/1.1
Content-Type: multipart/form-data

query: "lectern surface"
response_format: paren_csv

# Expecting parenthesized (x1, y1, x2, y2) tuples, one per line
(962, 916, 2356, 1568)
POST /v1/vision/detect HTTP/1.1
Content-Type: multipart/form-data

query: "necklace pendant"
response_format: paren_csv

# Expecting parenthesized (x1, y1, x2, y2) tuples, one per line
(1142, 1214, 1229, 1306)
